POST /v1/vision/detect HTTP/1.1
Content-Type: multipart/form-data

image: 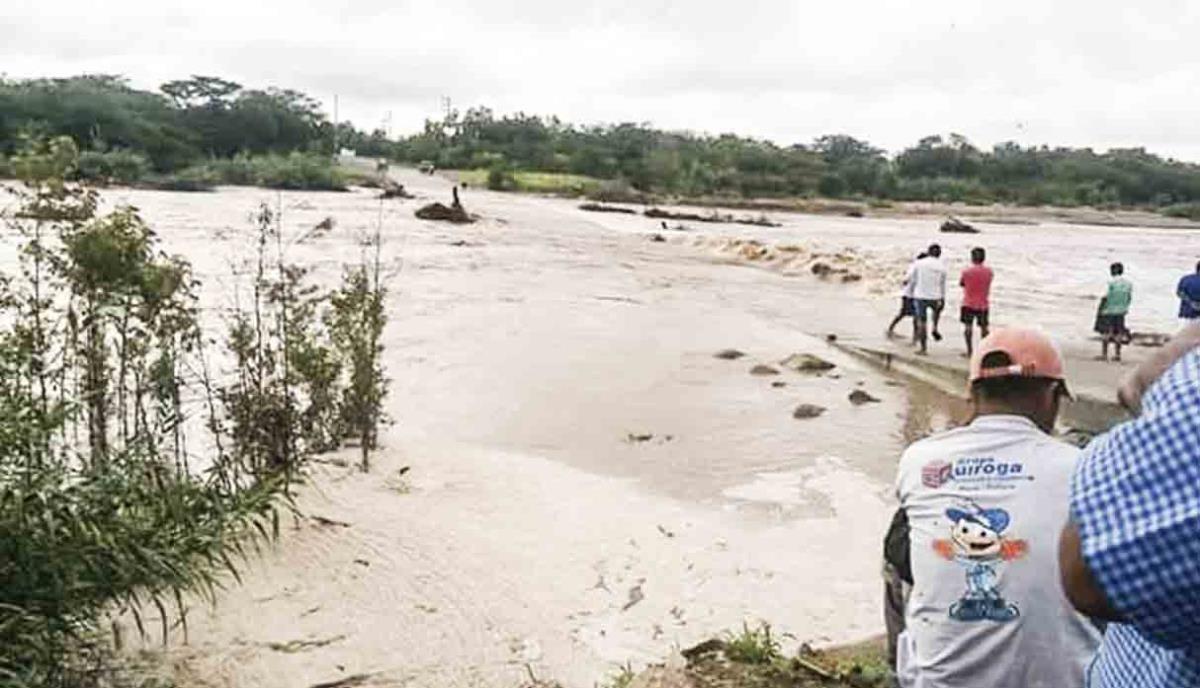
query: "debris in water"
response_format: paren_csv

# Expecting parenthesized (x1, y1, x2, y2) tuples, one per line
(378, 181, 414, 199)
(622, 582, 646, 611)
(940, 216, 979, 234)
(848, 390, 881, 405)
(715, 349, 747, 360)
(308, 674, 376, 688)
(626, 432, 655, 443)
(268, 634, 348, 653)
(657, 524, 676, 538)
(771, 381, 787, 388)
(311, 515, 352, 528)
(793, 404, 827, 419)
(749, 364, 780, 376)
(579, 202, 637, 214)
(649, 233, 667, 242)
(353, 559, 370, 567)
(781, 353, 836, 373)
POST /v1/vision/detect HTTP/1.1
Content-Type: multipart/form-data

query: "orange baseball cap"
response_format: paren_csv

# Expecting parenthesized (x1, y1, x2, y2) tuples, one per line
(969, 327, 1071, 397)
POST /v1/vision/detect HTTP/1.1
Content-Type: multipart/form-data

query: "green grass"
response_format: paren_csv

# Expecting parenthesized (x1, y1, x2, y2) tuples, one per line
(725, 622, 783, 665)
(454, 169, 602, 196)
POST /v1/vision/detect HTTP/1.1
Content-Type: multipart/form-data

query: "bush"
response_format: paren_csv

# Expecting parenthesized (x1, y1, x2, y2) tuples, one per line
(587, 179, 651, 204)
(0, 146, 295, 682)
(1161, 202, 1200, 220)
(174, 153, 348, 191)
(75, 149, 151, 185)
(487, 161, 517, 191)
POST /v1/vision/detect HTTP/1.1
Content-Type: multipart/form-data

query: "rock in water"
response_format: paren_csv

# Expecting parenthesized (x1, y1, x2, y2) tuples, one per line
(848, 390, 881, 405)
(940, 216, 979, 234)
(415, 202, 474, 223)
(749, 364, 780, 376)
(315, 216, 335, 231)
(793, 404, 827, 419)
(781, 353, 836, 373)
(714, 349, 746, 360)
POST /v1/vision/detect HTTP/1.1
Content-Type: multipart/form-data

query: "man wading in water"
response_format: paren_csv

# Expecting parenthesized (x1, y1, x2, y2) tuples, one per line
(888, 252, 928, 343)
(910, 244, 947, 356)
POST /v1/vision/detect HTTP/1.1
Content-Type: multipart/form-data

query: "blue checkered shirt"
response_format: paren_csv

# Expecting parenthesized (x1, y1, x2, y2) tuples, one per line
(1071, 349, 1200, 687)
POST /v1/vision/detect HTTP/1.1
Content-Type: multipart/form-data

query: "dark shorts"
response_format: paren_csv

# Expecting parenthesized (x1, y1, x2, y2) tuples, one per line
(898, 296, 915, 316)
(1096, 313, 1126, 336)
(914, 299, 943, 322)
(961, 307, 989, 327)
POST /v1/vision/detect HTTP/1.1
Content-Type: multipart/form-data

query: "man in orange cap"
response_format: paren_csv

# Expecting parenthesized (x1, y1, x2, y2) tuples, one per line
(885, 327, 1100, 688)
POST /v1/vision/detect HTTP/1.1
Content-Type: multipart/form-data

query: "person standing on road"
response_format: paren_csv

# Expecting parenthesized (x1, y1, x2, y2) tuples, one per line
(1059, 323, 1200, 687)
(1177, 261, 1200, 322)
(889, 327, 1100, 688)
(960, 247, 994, 358)
(889, 252, 928, 342)
(911, 244, 947, 356)
(1095, 262, 1133, 362)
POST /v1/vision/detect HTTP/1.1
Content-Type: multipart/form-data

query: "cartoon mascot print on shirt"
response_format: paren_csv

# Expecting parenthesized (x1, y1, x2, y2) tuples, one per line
(933, 504, 1028, 622)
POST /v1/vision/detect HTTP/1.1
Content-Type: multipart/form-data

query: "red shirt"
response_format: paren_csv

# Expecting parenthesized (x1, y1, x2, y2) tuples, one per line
(961, 264, 993, 311)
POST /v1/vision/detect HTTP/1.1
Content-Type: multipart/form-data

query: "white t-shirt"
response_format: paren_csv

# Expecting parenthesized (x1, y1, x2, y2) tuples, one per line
(911, 256, 948, 301)
(894, 415, 1100, 688)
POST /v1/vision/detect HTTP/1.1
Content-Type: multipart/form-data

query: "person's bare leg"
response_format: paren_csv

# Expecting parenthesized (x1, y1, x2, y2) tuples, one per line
(1114, 340, 1123, 362)
(1100, 337, 1110, 362)
(917, 317, 929, 355)
(887, 313, 904, 338)
(932, 306, 943, 342)
(964, 324, 974, 357)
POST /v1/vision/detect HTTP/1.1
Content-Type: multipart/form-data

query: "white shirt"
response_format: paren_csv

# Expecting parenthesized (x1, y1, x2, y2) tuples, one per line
(895, 415, 1100, 688)
(911, 256, 948, 301)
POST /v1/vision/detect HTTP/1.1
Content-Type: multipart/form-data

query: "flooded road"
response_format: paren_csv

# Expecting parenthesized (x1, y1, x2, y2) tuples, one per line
(21, 169, 1170, 686)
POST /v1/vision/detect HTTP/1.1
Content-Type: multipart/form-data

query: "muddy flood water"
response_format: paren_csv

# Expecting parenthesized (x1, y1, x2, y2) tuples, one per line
(8, 169, 1183, 687)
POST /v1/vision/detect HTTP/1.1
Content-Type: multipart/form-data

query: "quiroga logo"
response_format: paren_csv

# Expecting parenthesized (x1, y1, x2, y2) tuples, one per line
(922, 460, 953, 488)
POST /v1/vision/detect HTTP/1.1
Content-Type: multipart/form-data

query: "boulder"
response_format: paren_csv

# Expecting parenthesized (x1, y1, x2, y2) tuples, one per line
(749, 364, 780, 376)
(793, 404, 827, 419)
(781, 353, 836, 373)
(848, 390, 881, 405)
(714, 349, 746, 360)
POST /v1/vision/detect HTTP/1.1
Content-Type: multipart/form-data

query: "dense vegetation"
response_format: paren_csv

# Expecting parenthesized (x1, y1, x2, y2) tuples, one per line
(0, 138, 389, 686)
(396, 107, 1200, 211)
(0, 75, 390, 190)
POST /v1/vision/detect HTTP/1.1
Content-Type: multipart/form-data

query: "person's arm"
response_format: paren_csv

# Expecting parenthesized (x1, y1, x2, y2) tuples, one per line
(1118, 322, 1200, 412)
(1059, 520, 1122, 621)
(884, 507, 912, 585)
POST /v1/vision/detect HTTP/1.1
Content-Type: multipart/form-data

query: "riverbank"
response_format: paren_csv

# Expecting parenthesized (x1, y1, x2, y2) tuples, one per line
(439, 169, 1200, 231)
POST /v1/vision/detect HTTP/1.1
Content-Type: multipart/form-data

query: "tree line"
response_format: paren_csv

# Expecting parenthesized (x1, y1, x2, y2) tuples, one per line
(0, 75, 391, 189)
(395, 107, 1200, 211)
(5, 75, 1200, 212)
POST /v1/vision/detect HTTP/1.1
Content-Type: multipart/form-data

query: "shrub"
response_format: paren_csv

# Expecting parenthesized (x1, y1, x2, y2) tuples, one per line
(0, 139, 294, 683)
(486, 161, 517, 191)
(173, 153, 348, 191)
(1161, 202, 1200, 220)
(76, 149, 151, 185)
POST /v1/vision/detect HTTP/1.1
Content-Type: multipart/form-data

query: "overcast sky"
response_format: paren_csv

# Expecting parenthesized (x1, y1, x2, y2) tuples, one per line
(4, 0, 1199, 159)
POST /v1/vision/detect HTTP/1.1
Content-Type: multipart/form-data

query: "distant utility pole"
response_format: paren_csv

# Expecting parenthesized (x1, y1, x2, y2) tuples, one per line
(333, 94, 340, 155)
